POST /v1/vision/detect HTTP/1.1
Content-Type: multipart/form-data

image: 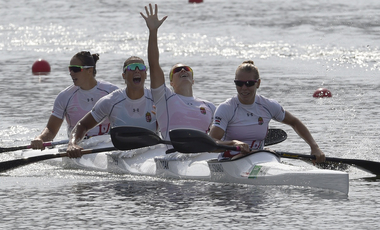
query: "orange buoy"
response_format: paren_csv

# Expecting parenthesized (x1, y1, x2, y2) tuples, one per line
(32, 59, 51, 75)
(313, 88, 332, 98)
(189, 0, 203, 3)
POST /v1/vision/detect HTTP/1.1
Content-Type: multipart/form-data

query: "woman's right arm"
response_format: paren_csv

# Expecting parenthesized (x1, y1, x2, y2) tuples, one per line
(141, 3, 168, 89)
(30, 115, 63, 150)
(66, 112, 99, 158)
(209, 126, 250, 153)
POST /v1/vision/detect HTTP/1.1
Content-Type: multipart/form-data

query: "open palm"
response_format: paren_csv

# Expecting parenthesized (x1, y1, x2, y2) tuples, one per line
(141, 4, 167, 31)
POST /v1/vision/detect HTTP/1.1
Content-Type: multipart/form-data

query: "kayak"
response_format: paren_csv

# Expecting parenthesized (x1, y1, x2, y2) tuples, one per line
(208, 151, 349, 195)
(149, 148, 348, 194)
(13, 130, 349, 195)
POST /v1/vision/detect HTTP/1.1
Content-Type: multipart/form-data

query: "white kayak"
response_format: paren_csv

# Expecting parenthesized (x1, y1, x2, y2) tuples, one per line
(16, 134, 349, 195)
(208, 152, 349, 194)
(152, 148, 348, 194)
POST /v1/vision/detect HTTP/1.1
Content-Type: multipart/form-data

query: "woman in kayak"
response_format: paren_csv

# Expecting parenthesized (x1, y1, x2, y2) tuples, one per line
(30, 51, 119, 150)
(141, 4, 216, 141)
(66, 56, 157, 158)
(209, 60, 326, 163)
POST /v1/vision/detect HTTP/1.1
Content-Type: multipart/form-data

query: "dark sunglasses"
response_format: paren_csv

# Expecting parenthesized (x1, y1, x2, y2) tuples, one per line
(124, 63, 147, 72)
(170, 66, 193, 80)
(68, 65, 94, 73)
(172, 66, 193, 75)
(234, 80, 258, 87)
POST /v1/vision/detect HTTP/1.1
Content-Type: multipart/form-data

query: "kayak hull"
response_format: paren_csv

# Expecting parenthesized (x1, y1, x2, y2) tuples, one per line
(208, 152, 349, 195)
(154, 151, 219, 180)
(18, 136, 349, 194)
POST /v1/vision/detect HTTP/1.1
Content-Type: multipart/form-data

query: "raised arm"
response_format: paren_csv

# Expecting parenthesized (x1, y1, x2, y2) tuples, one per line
(141, 4, 168, 89)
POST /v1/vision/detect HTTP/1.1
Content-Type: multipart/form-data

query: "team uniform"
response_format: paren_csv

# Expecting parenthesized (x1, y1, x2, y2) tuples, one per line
(152, 84, 216, 140)
(91, 88, 156, 132)
(213, 94, 285, 160)
(52, 80, 119, 137)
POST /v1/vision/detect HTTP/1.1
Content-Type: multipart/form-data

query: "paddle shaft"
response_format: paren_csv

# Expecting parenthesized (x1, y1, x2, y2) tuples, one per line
(0, 139, 69, 153)
(169, 128, 380, 176)
(277, 151, 380, 176)
(224, 147, 380, 176)
(196, 138, 380, 176)
(0, 146, 117, 173)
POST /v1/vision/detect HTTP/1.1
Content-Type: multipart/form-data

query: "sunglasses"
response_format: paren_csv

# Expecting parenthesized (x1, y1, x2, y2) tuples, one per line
(234, 80, 258, 87)
(68, 65, 94, 73)
(124, 63, 147, 72)
(170, 66, 193, 80)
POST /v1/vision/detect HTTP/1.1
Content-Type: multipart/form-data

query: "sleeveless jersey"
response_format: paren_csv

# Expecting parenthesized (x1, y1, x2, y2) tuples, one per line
(213, 94, 285, 150)
(91, 88, 156, 132)
(52, 80, 119, 137)
(152, 84, 216, 140)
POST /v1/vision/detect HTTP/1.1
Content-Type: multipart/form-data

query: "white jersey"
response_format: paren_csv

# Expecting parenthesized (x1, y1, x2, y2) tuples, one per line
(91, 88, 156, 132)
(52, 80, 119, 137)
(152, 84, 216, 140)
(213, 94, 285, 150)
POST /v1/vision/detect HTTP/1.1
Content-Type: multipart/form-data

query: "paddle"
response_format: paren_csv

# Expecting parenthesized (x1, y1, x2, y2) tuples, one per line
(264, 129, 287, 146)
(0, 127, 167, 173)
(168, 128, 380, 176)
(0, 127, 286, 173)
(169, 128, 239, 153)
(109, 126, 287, 151)
(277, 151, 380, 176)
(110, 126, 171, 150)
(0, 139, 69, 153)
(0, 146, 117, 173)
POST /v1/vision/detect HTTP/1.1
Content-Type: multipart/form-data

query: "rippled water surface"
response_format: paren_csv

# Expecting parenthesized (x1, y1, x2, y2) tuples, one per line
(1, 0, 380, 229)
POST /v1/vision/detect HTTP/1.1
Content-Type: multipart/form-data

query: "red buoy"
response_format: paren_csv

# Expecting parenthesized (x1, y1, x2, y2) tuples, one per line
(32, 59, 51, 75)
(313, 88, 332, 98)
(189, 0, 203, 3)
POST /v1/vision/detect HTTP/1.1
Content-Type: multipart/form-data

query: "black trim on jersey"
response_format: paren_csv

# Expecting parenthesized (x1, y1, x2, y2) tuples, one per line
(255, 101, 273, 118)
(107, 98, 126, 123)
(62, 88, 80, 121)
(96, 87, 113, 94)
(224, 103, 239, 141)
(162, 89, 175, 140)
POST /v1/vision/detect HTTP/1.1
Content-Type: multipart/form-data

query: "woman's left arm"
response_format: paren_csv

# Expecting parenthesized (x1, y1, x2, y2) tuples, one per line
(281, 111, 326, 163)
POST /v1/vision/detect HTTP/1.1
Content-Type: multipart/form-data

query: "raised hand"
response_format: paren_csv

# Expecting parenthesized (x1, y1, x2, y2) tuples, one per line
(140, 4, 168, 31)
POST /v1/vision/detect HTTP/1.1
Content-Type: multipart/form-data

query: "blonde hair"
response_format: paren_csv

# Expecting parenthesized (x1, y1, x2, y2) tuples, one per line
(236, 60, 259, 79)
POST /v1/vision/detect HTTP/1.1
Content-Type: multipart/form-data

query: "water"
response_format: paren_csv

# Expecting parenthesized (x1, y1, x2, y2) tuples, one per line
(1, 0, 380, 229)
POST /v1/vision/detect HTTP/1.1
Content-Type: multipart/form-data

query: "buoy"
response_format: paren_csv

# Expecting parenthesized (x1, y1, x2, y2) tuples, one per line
(313, 88, 332, 98)
(189, 0, 203, 3)
(32, 59, 51, 75)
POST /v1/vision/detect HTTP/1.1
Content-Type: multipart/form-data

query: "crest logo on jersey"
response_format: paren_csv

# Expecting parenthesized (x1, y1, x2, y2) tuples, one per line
(146, 112, 152, 122)
(200, 107, 206, 115)
(215, 116, 222, 125)
(258, 117, 264, 125)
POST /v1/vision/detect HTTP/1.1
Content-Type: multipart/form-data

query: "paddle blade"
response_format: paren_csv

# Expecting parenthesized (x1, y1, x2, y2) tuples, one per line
(0, 147, 117, 173)
(324, 157, 380, 176)
(265, 129, 287, 146)
(169, 129, 218, 153)
(110, 126, 162, 150)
